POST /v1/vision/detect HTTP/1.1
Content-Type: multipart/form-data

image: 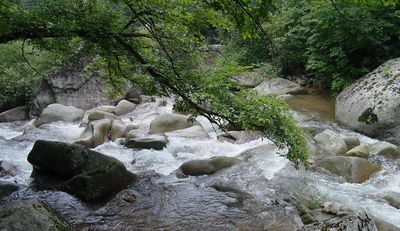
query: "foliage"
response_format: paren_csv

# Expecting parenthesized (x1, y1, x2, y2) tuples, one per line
(0, 0, 308, 166)
(265, 0, 400, 94)
(0, 41, 59, 110)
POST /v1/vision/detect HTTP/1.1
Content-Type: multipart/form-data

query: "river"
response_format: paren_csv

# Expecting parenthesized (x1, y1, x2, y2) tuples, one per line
(0, 95, 399, 229)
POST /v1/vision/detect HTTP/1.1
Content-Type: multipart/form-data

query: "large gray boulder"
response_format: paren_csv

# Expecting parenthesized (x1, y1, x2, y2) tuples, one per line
(0, 199, 72, 231)
(179, 156, 242, 176)
(336, 58, 400, 144)
(28, 140, 135, 201)
(149, 113, 199, 134)
(36, 103, 84, 125)
(30, 55, 112, 116)
(254, 77, 305, 96)
(319, 156, 381, 183)
(0, 106, 29, 122)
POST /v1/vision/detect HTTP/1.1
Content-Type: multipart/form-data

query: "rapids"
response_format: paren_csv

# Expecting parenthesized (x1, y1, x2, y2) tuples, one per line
(0, 96, 399, 229)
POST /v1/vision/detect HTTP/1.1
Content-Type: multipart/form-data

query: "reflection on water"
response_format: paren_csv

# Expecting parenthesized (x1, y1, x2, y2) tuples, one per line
(286, 94, 336, 121)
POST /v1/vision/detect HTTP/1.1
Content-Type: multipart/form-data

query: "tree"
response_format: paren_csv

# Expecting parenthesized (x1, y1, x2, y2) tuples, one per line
(0, 0, 308, 167)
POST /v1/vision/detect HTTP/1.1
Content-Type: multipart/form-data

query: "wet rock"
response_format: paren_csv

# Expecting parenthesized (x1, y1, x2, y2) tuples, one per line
(80, 106, 116, 126)
(383, 192, 400, 209)
(125, 129, 141, 140)
(110, 119, 127, 141)
(27, 140, 135, 201)
(114, 100, 136, 116)
(58, 162, 135, 202)
(318, 156, 381, 183)
(0, 160, 19, 177)
(343, 144, 370, 158)
(0, 106, 29, 122)
(336, 58, 400, 143)
(83, 172, 302, 231)
(217, 130, 263, 144)
(165, 125, 210, 139)
(30, 55, 112, 116)
(36, 104, 84, 125)
(372, 216, 400, 231)
(298, 203, 378, 231)
(343, 136, 361, 150)
(369, 141, 400, 159)
(149, 113, 199, 134)
(125, 134, 168, 150)
(124, 86, 144, 101)
(0, 199, 72, 231)
(179, 156, 242, 176)
(74, 118, 111, 148)
(254, 77, 305, 96)
(0, 181, 21, 198)
(314, 130, 347, 155)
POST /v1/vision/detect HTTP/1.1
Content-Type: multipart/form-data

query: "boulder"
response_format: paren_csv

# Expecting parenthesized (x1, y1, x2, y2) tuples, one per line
(36, 103, 84, 125)
(0, 181, 20, 199)
(74, 119, 111, 148)
(28, 140, 136, 201)
(124, 86, 144, 101)
(165, 125, 210, 139)
(314, 130, 347, 155)
(254, 77, 305, 96)
(383, 192, 400, 209)
(372, 217, 400, 231)
(125, 134, 168, 150)
(179, 156, 242, 176)
(0, 199, 72, 231)
(149, 113, 199, 134)
(0, 106, 29, 122)
(318, 156, 381, 183)
(369, 141, 400, 159)
(217, 130, 263, 144)
(343, 144, 370, 158)
(343, 136, 361, 150)
(80, 105, 116, 125)
(110, 119, 128, 141)
(30, 55, 112, 116)
(336, 58, 400, 143)
(298, 202, 378, 231)
(114, 100, 136, 116)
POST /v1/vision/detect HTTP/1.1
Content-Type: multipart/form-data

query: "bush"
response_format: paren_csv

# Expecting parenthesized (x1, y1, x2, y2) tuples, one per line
(0, 42, 58, 111)
(266, 0, 400, 94)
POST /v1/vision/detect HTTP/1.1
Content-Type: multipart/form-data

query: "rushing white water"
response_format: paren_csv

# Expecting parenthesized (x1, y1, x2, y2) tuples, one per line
(0, 96, 399, 228)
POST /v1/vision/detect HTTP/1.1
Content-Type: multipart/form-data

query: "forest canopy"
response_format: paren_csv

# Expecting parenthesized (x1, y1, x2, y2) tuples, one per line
(0, 0, 398, 167)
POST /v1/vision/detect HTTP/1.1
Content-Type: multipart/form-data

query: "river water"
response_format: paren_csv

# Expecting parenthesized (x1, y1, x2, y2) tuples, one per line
(0, 96, 399, 229)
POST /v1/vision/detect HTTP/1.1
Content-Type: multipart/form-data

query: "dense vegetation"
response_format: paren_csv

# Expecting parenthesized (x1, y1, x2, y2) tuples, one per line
(227, 0, 400, 93)
(0, 0, 398, 166)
